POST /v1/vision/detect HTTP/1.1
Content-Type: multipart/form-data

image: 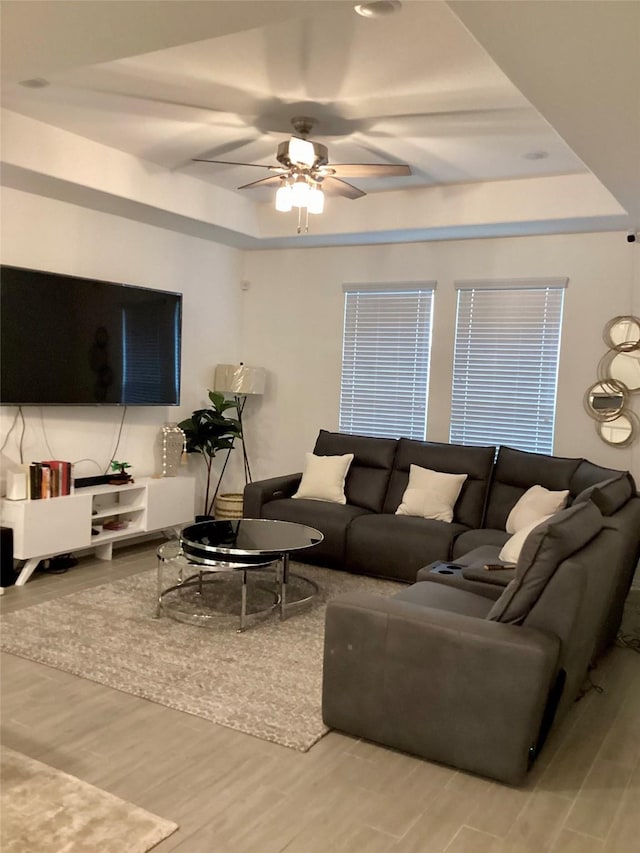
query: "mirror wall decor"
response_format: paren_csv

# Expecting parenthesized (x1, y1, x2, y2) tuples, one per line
(596, 411, 640, 448)
(585, 315, 640, 446)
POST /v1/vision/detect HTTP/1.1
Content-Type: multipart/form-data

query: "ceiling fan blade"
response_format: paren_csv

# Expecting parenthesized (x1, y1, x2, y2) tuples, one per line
(325, 163, 411, 178)
(192, 157, 275, 169)
(321, 177, 366, 200)
(237, 174, 286, 191)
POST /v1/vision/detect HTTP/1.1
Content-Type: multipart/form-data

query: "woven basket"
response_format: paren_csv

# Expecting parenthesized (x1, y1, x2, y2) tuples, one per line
(214, 492, 244, 520)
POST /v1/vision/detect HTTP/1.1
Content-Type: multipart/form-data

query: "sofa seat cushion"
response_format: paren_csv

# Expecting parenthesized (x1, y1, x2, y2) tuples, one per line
(462, 564, 516, 588)
(452, 528, 510, 558)
(345, 514, 468, 583)
(488, 501, 603, 625)
(393, 580, 494, 619)
(261, 498, 371, 567)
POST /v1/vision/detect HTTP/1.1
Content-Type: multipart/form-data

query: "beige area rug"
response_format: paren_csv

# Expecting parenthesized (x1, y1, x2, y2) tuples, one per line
(0, 745, 177, 853)
(0, 563, 399, 751)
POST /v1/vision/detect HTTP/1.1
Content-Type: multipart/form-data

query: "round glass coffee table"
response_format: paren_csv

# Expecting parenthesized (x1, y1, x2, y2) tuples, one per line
(156, 518, 323, 631)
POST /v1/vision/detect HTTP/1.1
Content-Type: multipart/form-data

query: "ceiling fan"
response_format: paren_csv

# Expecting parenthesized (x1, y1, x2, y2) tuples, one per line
(193, 116, 411, 232)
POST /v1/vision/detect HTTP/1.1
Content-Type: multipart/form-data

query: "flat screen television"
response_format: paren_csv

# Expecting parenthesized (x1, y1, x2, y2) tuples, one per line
(0, 265, 182, 405)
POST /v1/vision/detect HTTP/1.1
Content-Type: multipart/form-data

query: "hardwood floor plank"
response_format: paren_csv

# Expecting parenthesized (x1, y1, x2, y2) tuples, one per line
(550, 829, 605, 853)
(597, 710, 640, 769)
(447, 772, 532, 839)
(601, 759, 640, 853)
(334, 825, 398, 853)
(443, 826, 503, 853)
(536, 691, 622, 794)
(499, 791, 572, 853)
(564, 757, 633, 839)
(391, 786, 477, 853)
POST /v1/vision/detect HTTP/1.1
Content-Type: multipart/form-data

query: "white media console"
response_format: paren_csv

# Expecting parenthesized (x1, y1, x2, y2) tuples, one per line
(1, 476, 196, 586)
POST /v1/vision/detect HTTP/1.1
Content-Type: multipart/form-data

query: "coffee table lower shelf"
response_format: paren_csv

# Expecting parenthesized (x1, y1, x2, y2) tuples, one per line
(156, 542, 318, 632)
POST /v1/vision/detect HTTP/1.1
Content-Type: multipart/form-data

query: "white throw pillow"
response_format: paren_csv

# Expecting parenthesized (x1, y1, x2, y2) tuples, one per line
(499, 514, 553, 564)
(506, 485, 569, 534)
(292, 453, 354, 504)
(396, 465, 467, 523)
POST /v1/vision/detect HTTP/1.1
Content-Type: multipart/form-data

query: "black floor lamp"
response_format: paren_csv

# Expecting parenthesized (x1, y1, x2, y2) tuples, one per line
(213, 363, 266, 486)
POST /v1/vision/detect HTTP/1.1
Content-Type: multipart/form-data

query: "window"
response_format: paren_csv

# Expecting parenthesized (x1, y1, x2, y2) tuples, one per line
(339, 283, 435, 439)
(450, 279, 566, 454)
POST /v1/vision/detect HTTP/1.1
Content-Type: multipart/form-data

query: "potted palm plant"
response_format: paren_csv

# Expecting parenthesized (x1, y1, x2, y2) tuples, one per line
(178, 391, 242, 518)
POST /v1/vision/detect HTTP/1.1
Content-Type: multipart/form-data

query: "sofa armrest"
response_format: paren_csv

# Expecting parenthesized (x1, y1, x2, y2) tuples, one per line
(323, 592, 560, 784)
(243, 473, 302, 518)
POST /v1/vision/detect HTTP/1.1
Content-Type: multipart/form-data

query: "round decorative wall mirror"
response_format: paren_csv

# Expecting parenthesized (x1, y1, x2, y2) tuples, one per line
(587, 314, 639, 447)
(596, 410, 639, 447)
(584, 379, 628, 420)
(605, 350, 640, 392)
(603, 315, 640, 352)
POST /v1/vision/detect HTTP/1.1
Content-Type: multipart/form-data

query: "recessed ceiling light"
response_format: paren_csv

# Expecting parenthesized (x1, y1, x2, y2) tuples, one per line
(354, 1, 402, 19)
(19, 78, 50, 89)
(523, 150, 549, 161)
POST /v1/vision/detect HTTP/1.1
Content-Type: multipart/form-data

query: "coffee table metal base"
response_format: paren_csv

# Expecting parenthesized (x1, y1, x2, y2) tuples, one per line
(156, 543, 318, 631)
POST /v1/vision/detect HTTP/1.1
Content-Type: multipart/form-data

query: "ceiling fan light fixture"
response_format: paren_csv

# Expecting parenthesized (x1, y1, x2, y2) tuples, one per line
(307, 186, 325, 215)
(291, 176, 311, 208)
(275, 182, 293, 212)
(288, 136, 316, 168)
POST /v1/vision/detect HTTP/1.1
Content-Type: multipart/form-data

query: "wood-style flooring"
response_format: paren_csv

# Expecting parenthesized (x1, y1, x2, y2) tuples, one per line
(1, 542, 639, 852)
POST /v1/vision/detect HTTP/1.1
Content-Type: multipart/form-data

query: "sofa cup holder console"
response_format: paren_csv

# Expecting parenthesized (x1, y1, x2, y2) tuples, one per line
(429, 562, 464, 576)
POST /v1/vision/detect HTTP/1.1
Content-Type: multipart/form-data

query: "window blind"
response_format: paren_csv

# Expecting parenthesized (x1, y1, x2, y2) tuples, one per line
(340, 284, 435, 439)
(450, 283, 565, 454)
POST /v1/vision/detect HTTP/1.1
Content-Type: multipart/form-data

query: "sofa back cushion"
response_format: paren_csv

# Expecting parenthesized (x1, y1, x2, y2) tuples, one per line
(484, 446, 582, 530)
(569, 459, 633, 497)
(383, 439, 495, 527)
(571, 465, 636, 516)
(487, 501, 603, 625)
(313, 430, 398, 512)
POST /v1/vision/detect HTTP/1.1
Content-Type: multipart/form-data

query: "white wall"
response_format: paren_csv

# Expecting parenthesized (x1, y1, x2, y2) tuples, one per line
(3, 191, 639, 508)
(240, 231, 640, 483)
(0, 188, 245, 512)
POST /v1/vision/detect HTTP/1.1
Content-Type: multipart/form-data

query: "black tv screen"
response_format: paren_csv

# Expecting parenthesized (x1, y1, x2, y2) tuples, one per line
(0, 265, 182, 405)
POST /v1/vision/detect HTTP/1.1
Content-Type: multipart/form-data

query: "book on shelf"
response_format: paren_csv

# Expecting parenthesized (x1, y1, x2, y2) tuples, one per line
(28, 461, 73, 499)
(28, 464, 42, 500)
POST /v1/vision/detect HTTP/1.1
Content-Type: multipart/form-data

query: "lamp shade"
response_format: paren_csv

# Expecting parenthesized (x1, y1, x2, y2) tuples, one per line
(288, 136, 316, 168)
(214, 364, 266, 395)
(275, 183, 293, 212)
(307, 186, 325, 214)
(291, 178, 310, 208)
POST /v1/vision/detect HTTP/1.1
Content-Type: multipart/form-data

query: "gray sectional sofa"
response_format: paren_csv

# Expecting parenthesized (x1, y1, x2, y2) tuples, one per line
(244, 429, 639, 594)
(244, 430, 496, 581)
(244, 429, 640, 783)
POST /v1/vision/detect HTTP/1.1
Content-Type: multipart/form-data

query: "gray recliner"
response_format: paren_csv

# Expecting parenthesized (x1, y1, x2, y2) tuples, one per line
(322, 501, 607, 785)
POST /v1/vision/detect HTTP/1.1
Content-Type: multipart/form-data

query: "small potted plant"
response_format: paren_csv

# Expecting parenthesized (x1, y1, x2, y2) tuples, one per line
(179, 391, 242, 519)
(109, 460, 133, 485)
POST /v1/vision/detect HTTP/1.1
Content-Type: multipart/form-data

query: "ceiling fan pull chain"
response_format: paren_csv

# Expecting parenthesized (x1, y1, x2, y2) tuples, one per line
(296, 206, 310, 235)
